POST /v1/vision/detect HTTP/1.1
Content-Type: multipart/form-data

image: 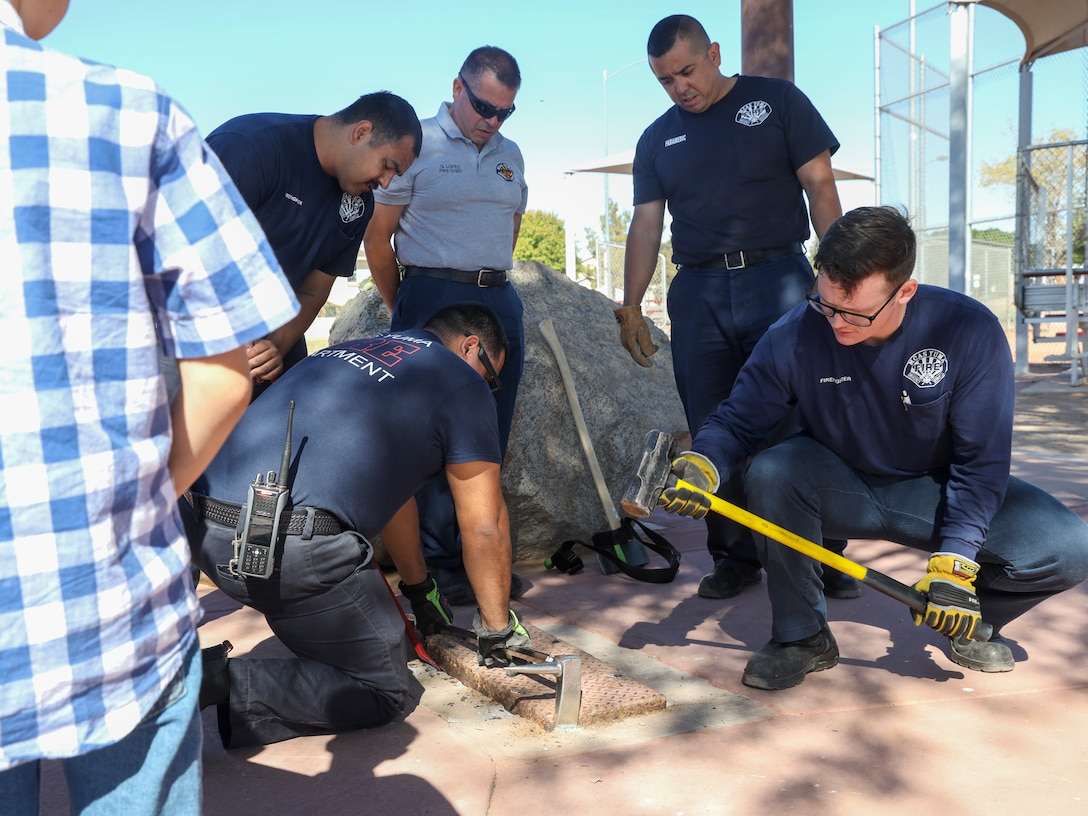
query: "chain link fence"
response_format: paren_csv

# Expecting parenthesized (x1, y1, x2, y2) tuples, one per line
(595, 241, 671, 335)
(1015, 139, 1088, 379)
(877, 3, 1088, 367)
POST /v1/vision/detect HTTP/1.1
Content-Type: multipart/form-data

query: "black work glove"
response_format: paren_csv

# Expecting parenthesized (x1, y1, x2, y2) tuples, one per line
(912, 552, 982, 639)
(399, 574, 453, 636)
(659, 451, 720, 519)
(473, 609, 531, 668)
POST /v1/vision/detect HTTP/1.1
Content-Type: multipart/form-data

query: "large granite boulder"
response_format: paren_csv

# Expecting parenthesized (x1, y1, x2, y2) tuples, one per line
(330, 261, 687, 561)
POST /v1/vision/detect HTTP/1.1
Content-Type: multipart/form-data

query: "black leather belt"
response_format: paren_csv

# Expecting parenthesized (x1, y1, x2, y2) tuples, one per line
(681, 243, 804, 271)
(190, 495, 343, 537)
(402, 266, 507, 287)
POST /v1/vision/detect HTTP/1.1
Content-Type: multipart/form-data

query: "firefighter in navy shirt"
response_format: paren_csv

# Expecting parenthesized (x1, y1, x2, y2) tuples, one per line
(183, 303, 529, 747)
(663, 206, 1088, 689)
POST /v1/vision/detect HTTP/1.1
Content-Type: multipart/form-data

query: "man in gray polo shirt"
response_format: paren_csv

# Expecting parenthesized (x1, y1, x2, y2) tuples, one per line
(364, 45, 527, 605)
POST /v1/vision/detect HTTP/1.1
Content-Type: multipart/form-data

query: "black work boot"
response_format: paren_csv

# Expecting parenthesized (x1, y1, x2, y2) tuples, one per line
(697, 563, 762, 599)
(948, 635, 1014, 672)
(199, 640, 232, 709)
(742, 625, 839, 690)
(821, 566, 862, 599)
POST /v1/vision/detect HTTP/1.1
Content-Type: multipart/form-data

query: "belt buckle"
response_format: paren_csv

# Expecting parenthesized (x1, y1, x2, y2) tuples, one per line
(477, 269, 502, 287)
(725, 251, 746, 270)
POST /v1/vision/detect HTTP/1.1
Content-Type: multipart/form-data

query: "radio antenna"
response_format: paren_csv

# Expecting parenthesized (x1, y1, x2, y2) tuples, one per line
(278, 400, 295, 485)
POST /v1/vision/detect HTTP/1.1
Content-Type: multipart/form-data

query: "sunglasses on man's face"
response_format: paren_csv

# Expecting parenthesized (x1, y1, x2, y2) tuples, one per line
(465, 333, 502, 393)
(477, 345, 502, 393)
(458, 72, 515, 122)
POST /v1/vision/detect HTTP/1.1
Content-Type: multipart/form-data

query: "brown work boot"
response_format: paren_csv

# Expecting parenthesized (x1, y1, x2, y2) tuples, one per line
(742, 625, 839, 690)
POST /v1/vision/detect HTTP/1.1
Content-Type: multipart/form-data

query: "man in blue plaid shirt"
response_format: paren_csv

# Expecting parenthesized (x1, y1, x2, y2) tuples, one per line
(0, 1, 299, 812)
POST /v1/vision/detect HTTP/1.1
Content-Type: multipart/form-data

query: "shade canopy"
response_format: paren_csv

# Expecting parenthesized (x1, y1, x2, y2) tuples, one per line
(564, 148, 873, 181)
(981, 0, 1088, 64)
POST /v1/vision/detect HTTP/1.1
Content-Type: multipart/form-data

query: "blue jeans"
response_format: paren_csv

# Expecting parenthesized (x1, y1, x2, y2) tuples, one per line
(0, 637, 202, 816)
(668, 257, 815, 571)
(745, 435, 1088, 642)
(391, 275, 524, 568)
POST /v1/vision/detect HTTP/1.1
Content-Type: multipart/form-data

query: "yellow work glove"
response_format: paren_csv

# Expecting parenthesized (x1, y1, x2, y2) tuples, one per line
(912, 552, 982, 639)
(614, 305, 658, 367)
(659, 451, 720, 519)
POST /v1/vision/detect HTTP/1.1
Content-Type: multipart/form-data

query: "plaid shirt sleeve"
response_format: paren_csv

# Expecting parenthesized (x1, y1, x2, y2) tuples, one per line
(139, 84, 299, 357)
(0, 14, 297, 770)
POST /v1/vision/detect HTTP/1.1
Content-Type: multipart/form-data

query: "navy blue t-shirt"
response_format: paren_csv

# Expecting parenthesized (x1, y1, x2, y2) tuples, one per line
(207, 113, 372, 287)
(633, 75, 839, 263)
(193, 330, 501, 536)
(692, 285, 1015, 557)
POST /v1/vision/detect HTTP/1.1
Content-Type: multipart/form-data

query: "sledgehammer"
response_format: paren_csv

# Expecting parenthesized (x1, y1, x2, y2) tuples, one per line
(620, 429, 993, 642)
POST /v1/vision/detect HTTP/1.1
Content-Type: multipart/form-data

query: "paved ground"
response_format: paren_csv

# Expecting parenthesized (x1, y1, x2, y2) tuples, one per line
(1013, 366, 1088, 455)
(39, 368, 1088, 816)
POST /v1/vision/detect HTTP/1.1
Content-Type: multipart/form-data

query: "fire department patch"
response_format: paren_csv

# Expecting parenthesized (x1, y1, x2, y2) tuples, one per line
(736, 100, 771, 127)
(495, 162, 515, 181)
(340, 192, 366, 223)
(903, 348, 948, 388)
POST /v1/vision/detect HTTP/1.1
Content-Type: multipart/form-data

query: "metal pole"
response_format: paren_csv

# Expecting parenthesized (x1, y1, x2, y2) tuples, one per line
(1065, 144, 1076, 375)
(602, 68, 609, 242)
(947, 2, 969, 294)
(874, 24, 882, 203)
(601, 59, 642, 293)
(1013, 63, 1033, 374)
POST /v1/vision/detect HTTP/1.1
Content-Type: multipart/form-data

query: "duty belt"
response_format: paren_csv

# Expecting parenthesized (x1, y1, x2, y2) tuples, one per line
(681, 243, 804, 271)
(190, 494, 343, 537)
(402, 266, 508, 287)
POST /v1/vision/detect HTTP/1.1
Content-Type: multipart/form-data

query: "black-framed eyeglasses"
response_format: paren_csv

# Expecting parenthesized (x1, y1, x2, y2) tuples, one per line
(458, 72, 515, 122)
(806, 280, 904, 327)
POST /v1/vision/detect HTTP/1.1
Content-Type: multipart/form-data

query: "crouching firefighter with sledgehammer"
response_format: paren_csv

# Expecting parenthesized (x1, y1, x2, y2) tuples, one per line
(624, 206, 1088, 690)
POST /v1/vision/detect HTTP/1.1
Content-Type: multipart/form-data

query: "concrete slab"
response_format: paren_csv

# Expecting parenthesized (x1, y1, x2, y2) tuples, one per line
(35, 376, 1088, 815)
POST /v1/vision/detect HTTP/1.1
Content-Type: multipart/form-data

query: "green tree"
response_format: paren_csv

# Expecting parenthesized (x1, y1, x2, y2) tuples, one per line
(584, 198, 681, 292)
(513, 209, 567, 273)
(583, 198, 632, 257)
(981, 127, 1086, 266)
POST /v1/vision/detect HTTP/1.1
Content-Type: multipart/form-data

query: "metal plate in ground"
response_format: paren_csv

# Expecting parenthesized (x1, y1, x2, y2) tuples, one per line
(424, 622, 667, 730)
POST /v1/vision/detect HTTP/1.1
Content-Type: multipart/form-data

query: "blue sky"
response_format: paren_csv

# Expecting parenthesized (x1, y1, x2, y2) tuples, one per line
(43, 0, 1028, 248)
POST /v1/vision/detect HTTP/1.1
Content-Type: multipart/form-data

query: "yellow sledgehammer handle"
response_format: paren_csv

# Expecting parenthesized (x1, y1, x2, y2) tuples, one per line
(672, 477, 993, 642)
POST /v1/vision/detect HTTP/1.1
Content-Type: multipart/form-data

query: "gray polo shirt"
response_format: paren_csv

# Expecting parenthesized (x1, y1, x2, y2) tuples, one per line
(375, 103, 528, 271)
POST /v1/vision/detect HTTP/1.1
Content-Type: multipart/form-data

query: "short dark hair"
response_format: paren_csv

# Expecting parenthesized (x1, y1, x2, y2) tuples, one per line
(332, 91, 422, 157)
(460, 46, 521, 91)
(648, 15, 711, 58)
(813, 206, 917, 297)
(424, 302, 509, 361)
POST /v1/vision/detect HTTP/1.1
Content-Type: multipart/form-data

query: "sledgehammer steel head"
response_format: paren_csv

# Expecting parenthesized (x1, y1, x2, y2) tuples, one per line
(621, 429, 677, 518)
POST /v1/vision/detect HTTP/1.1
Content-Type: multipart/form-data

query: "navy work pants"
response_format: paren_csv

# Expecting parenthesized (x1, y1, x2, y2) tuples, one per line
(391, 276, 524, 568)
(745, 435, 1088, 642)
(667, 256, 816, 572)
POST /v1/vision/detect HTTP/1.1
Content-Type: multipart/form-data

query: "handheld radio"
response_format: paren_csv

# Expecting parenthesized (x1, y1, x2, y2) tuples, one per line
(235, 401, 295, 579)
